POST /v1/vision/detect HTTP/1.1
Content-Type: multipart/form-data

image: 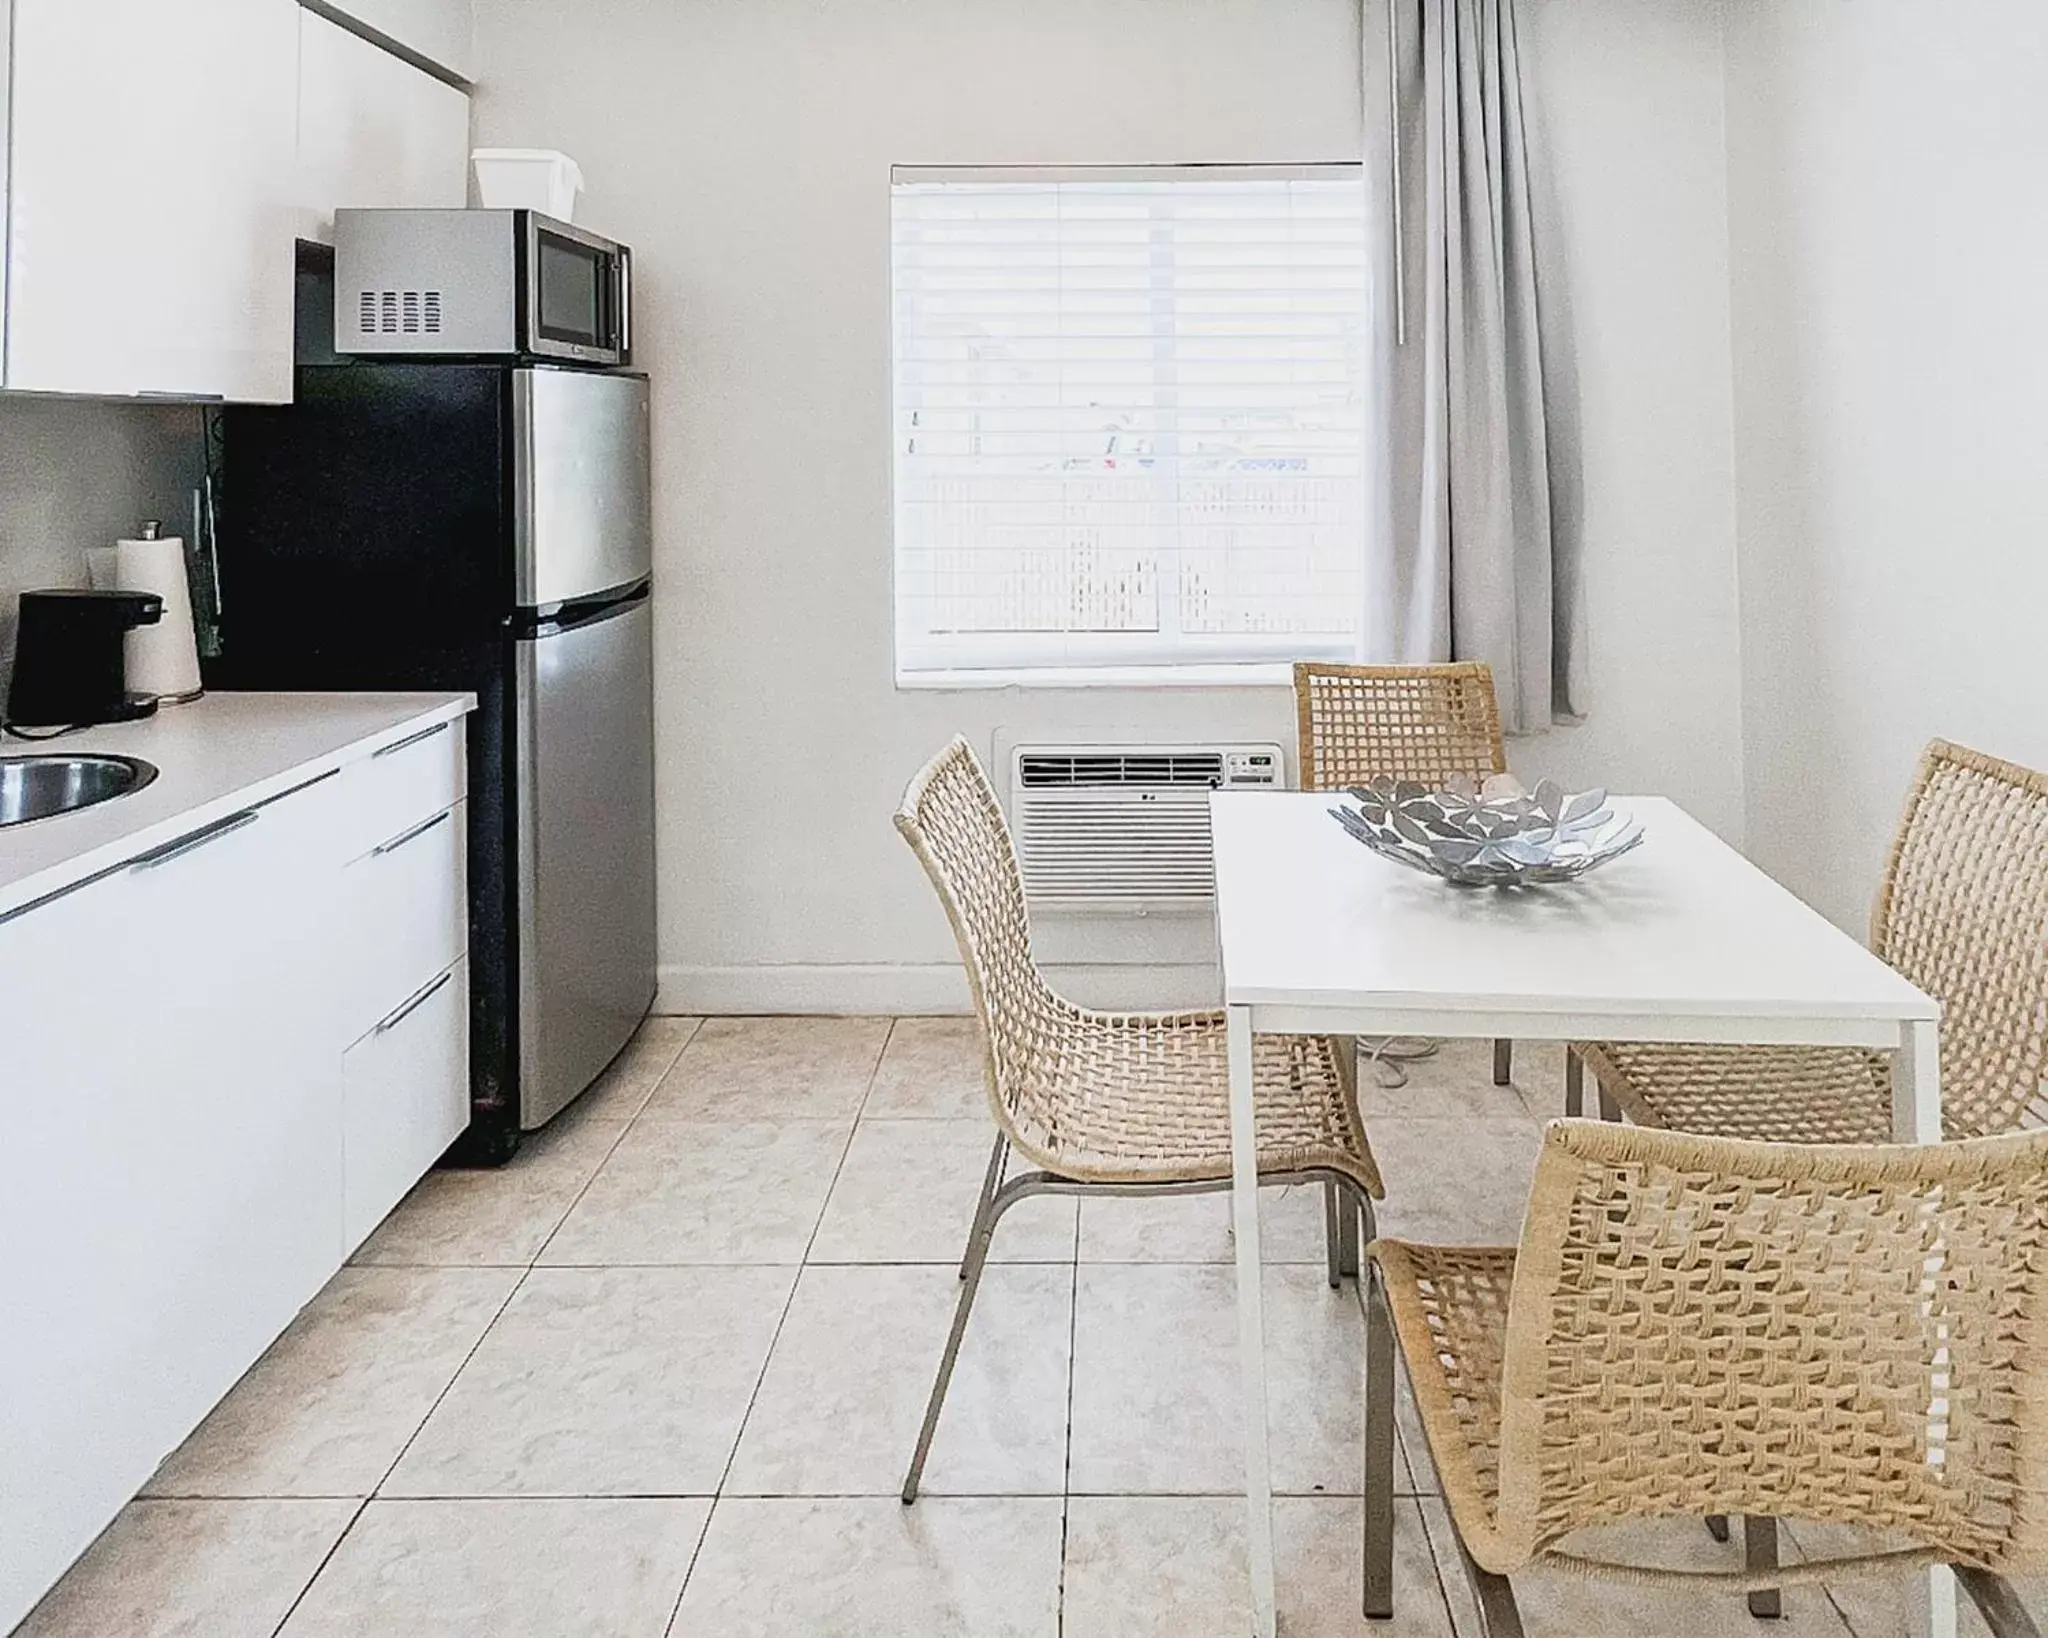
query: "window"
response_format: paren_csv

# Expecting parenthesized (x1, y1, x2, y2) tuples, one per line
(892, 165, 1371, 686)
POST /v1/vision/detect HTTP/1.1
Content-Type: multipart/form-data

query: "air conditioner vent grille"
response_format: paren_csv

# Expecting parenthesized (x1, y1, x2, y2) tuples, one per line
(1020, 751, 1225, 790)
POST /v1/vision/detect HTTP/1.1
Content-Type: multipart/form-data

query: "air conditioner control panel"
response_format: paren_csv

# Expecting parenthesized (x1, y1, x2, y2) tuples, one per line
(1220, 748, 1283, 788)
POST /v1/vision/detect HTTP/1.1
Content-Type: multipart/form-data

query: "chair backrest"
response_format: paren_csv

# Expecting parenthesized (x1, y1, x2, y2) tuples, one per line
(1870, 740, 2048, 1138)
(894, 737, 1066, 1140)
(1493, 1119, 2048, 1573)
(1293, 661, 1508, 792)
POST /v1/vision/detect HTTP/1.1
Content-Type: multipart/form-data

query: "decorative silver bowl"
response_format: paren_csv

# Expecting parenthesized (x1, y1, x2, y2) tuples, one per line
(1328, 776, 1644, 887)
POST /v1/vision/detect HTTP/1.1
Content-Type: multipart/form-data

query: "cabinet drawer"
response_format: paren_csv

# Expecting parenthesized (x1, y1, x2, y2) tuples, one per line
(336, 716, 465, 864)
(339, 798, 466, 1039)
(343, 956, 469, 1251)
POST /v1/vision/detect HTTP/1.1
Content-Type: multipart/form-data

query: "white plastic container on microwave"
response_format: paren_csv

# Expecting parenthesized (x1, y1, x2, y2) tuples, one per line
(471, 148, 585, 222)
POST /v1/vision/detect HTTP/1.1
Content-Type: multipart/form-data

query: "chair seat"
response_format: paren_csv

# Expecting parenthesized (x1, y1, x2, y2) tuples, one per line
(1370, 1239, 1516, 1564)
(1006, 1012, 1384, 1198)
(1578, 1039, 1898, 1144)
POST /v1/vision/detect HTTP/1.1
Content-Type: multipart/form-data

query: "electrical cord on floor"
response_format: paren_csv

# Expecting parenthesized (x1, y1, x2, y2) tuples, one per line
(1361, 1035, 1440, 1089)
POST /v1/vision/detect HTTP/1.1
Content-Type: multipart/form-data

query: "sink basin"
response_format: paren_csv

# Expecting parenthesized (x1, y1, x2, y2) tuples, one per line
(0, 754, 159, 827)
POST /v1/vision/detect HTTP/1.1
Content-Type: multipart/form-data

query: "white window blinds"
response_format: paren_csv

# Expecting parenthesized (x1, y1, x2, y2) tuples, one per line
(892, 166, 1371, 683)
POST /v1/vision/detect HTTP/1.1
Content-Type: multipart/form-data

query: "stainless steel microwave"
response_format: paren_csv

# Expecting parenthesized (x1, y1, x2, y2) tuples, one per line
(333, 209, 632, 366)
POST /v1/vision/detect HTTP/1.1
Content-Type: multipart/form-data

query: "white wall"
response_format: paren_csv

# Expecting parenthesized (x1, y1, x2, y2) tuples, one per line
(1725, 0, 2048, 931)
(0, 399, 204, 688)
(469, 0, 1746, 1012)
(1512, 0, 1743, 831)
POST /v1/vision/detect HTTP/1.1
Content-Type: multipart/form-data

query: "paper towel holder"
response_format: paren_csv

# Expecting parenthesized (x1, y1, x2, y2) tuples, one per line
(125, 520, 205, 707)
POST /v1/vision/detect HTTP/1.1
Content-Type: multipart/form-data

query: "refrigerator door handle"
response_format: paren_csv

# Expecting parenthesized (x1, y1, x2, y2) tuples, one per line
(521, 577, 651, 640)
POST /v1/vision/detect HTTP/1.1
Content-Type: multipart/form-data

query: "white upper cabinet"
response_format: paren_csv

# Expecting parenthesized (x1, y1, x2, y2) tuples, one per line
(303, 0, 472, 83)
(2, 0, 301, 401)
(296, 7, 470, 244)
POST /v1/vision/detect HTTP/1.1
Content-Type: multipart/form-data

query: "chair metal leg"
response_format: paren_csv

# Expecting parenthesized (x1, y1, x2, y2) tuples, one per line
(1363, 1258, 1396, 1620)
(907, 1174, 1009, 1502)
(1958, 1565, 2044, 1638)
(1706, 1514, 1731, 1543)
(959, 1133, 1008, 1280)
(1324, 1182, 1344, 1290)
(1455, 1535, 1527, 1638)
(1493, 1038, 1513, 1086)
(1564, 1048, 1585, 1118)
(1744, 1516, 1782, 1619)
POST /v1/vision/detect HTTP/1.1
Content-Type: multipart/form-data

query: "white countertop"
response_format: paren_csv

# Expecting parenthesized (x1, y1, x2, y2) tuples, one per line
(0, 692, 474, 921)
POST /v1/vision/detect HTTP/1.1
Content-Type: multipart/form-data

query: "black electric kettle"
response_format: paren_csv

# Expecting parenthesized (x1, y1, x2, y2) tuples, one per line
(5, 589, 165, 732)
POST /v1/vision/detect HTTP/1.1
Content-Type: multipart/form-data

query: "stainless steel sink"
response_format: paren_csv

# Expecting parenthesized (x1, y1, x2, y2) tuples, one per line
(0, 754, 159, 827)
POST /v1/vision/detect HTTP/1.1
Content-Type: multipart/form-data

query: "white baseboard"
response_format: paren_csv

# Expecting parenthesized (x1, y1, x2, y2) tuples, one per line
(656, 962, 1221, 1017)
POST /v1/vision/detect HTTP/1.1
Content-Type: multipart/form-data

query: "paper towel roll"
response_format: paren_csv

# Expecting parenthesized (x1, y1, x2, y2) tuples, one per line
(114, 532, 204, 702)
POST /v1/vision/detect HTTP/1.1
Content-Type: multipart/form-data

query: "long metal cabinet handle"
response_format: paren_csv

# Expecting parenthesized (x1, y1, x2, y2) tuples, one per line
(372, 808, 450, 858)
(129, 809, 259, 871)
(373, 720, 449, 759)
(376, 967, 455, 1035)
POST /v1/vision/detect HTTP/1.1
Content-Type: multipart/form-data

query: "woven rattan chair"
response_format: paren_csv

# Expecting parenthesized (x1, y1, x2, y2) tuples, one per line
(1367, 1119, 2048, 1637)
(1293, 659, 1520, 1094)
(1572, 740, 2048, 1141)
(894, 737, 1388, 1530)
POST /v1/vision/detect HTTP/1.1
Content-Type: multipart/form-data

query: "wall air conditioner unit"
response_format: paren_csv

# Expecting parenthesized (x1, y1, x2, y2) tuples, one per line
(1009, 743, 1285, 912)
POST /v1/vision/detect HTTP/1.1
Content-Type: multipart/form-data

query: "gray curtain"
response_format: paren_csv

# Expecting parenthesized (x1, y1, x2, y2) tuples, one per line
(1368, 0, 1580, 734)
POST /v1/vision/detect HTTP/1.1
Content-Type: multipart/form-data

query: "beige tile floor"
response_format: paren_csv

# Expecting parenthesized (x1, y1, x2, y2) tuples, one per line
(13, 1017, 2030, 1636)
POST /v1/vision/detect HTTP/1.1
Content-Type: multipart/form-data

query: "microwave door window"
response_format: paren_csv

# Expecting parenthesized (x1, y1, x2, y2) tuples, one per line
(536, 236, 605, 349)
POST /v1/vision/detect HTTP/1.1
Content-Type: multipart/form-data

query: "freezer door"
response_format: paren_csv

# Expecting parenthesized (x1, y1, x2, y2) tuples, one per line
(513, 368, 652, 608)
(513, 593, 657, 1127)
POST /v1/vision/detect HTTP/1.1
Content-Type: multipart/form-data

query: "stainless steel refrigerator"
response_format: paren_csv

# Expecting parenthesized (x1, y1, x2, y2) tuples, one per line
(211, 361, 657, 1161)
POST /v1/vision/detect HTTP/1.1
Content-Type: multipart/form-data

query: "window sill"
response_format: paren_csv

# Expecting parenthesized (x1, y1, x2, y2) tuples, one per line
(895, 663, 1300, 691)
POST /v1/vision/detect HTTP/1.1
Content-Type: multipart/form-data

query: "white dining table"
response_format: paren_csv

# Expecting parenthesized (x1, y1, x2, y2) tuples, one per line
(1210, 790, 1950, 1638)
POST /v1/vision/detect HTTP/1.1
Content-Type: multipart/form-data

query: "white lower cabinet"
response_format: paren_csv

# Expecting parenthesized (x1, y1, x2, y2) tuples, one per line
(344, 957, 469, 1249)
(0, 713, 470, 1636)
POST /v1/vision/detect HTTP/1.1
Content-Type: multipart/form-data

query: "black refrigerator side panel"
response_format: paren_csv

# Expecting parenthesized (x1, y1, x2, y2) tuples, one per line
(208, 363, 524, 1163)
(209, 364, 513, 657)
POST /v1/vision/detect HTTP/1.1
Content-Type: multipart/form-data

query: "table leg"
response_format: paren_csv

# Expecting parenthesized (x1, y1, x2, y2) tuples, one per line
(1227, 1003, 1277, 1638)
(1895, 1015, 1957, 1638)
(1892, 1015, 1941, 1145)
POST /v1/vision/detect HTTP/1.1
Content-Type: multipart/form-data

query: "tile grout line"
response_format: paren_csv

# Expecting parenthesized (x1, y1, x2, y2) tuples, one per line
(263, 1496, 374, 1638)
(523, 1022, 698, 1267)
(1781, 1518, 1866, 1637)
(658, 1015, 896, 1638)
(320, 1255, 1376, 1273)
(364, 1267, 534, 1501)
(1413, 1490, 1475, 1638)
(305, 1486, 1405, 1501)
(1057, 1202, 1081, 1638)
